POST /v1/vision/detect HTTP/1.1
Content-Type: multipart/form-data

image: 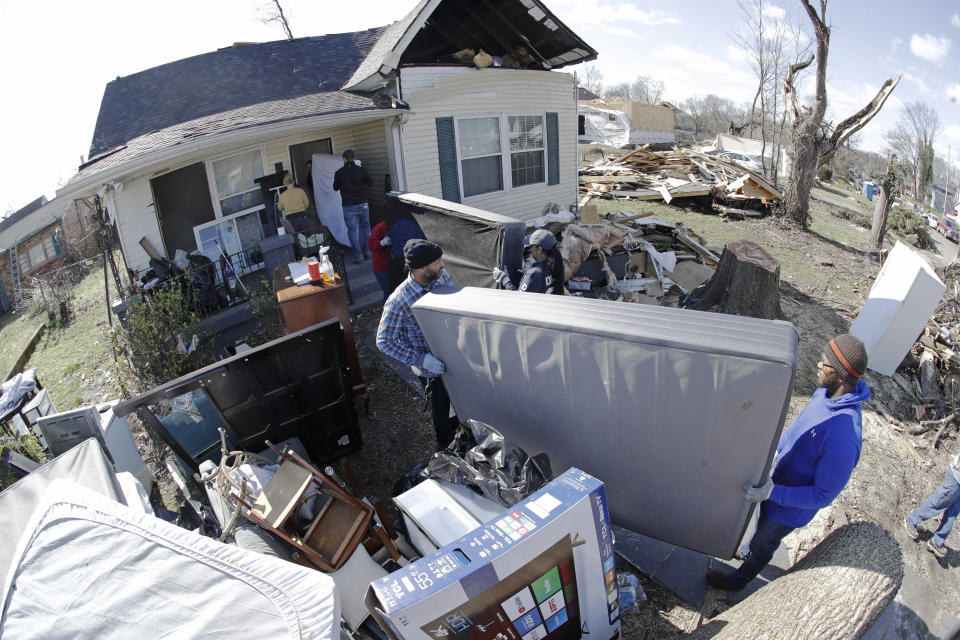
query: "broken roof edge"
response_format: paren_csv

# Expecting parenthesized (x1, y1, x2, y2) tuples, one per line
(343, 0, 597, 92)
(414, 286, 799, 366)
(342, 0, 438, 92)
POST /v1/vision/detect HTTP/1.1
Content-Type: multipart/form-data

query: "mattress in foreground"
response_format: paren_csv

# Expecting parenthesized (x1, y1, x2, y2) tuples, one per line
(1, 480, 340, 639)
(413, 287, 798, 559)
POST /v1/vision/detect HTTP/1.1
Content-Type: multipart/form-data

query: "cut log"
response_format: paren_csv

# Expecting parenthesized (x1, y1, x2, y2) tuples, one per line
(919, 349, 940, 403)
(693, 240, 781, 319)
(688, 522, 903, 640)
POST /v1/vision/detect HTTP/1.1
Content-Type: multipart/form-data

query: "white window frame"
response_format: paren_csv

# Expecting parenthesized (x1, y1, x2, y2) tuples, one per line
(205, 146, 269, 219)
(454, 112, 549, 201)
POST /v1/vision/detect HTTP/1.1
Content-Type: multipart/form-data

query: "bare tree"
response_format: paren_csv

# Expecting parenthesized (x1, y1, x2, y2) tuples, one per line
(629, 75, 665, 104)
(603, 82, 631, 99)
(258, 0, 294, 40)
(580, 64, 605, 97)
(870, 155, 897, 250)
(783, 0, 900, 227)
(884, 101, 940, 198)
(731, 0, 812, 180)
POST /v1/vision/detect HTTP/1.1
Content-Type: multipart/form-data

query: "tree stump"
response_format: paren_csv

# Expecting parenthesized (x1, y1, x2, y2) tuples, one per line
(693, 240, 782, 319)
(688, 522, 903, 640)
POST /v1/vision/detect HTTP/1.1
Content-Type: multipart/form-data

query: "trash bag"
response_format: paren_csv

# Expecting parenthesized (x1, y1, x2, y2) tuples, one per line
(418, 419, 553, 507)
(174, 498, 222, 539)
(616, 573, 646, 614)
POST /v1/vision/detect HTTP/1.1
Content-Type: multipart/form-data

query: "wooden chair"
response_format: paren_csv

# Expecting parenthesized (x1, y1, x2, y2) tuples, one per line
(234, 441, 373, 572)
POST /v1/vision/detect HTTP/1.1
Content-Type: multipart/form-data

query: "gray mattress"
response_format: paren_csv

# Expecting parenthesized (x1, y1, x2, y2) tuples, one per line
(413, 287, 798, 558)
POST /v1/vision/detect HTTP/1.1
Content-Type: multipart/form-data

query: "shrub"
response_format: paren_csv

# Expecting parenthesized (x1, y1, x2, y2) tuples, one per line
(110, 284, 216, 393)
(817, 164, 833, 181)
(888, 207, 934, 250)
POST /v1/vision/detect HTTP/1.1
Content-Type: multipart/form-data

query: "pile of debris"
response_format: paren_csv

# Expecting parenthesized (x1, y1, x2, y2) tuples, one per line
(907, 288, 960, 448)
(579, 146, 782, 213)
(540, 211, 720, 306)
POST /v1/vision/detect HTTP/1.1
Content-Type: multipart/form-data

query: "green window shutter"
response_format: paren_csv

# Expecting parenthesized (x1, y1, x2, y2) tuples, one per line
(546, 112, 560, 186)
(435, 117, 461, 203)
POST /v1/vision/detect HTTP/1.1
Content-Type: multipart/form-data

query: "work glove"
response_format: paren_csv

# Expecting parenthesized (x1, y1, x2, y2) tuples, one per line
(492, 266, 511, 287)
(743, 478, 774, 503)
(380, 236, 392, 247)
(421, 352, 446, 376)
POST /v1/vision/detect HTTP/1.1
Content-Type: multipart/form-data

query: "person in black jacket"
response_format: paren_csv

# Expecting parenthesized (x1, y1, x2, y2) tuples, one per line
(333, 149, 373, 263)
(493, 229, 565, 294)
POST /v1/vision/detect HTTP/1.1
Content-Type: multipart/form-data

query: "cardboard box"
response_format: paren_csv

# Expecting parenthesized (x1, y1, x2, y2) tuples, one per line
(366, 469, 621, 640)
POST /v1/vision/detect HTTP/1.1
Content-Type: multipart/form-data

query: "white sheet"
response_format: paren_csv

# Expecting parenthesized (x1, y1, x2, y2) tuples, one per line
(1, 480, 340, 640)
(312, 153, 350, 246)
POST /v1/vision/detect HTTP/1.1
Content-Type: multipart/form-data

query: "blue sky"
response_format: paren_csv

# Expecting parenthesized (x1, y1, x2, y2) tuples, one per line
(1, 0, 957, 213)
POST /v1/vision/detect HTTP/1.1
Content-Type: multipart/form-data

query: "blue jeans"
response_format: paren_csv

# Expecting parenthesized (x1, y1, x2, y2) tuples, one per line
(374, 270, 391, 302)
(908, 469, 960, 547)
(343, 203, 371, 260)
(729, 509, 795, 587)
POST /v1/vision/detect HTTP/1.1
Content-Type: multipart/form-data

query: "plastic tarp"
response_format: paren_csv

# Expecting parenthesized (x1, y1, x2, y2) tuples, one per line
(0, 438, 124, 590)
(1, 480, 340, 640)
(311, 153, 351, 246)
(412, 287, 798, 559)
(420, 419, 553, 506)
(578, 104, 630, 147)
(384, 192, 526, 289)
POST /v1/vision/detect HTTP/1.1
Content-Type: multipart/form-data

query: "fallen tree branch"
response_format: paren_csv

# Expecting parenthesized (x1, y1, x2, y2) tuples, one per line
(911, 412, 955, 436)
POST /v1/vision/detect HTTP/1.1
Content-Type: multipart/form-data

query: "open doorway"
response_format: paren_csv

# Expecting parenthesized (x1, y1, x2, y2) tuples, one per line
(150, 162, 216, 256)
(290, 138, 333, 186)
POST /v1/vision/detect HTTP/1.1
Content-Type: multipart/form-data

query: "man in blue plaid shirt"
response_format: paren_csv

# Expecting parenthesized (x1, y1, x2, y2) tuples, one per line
(376, 239, 457, 448)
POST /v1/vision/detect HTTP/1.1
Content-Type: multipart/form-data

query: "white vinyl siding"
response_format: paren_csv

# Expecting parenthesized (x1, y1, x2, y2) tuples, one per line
(113, 176, 163, 272)
(401, 68, 577, 221)
(112, 122, 395, 273)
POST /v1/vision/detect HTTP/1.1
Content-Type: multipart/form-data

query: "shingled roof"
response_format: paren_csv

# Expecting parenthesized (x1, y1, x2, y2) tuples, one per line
(88, 27, 387, 159)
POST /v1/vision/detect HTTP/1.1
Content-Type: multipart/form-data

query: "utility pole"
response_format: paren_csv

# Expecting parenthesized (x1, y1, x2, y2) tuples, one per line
(944, 145, 951, 217)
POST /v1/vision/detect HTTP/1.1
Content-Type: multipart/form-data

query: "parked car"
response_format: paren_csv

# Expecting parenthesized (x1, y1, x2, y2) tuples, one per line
(927, 213, 940, 229)
(937, 217, 959, 243)
(712, 151, 764, 174)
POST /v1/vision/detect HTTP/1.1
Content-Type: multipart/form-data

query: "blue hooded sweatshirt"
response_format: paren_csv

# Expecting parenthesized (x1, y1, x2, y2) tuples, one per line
(763, 378, 871, 527)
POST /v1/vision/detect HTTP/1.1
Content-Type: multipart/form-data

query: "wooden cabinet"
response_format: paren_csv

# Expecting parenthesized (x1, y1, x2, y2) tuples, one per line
(275, 276, 364, 394)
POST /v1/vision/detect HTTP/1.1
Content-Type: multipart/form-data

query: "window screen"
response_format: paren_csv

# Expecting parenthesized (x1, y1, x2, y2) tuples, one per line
(458, 118, 503, 197)
(509, 116, 545, 187)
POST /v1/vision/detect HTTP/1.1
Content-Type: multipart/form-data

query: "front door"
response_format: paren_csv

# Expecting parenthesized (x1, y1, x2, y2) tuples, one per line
(150, 162, 216, 256)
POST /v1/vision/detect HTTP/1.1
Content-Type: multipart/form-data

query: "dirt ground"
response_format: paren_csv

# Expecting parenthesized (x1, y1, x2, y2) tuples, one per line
(33, 198, 956, 637)
(338, 212, 960, 638)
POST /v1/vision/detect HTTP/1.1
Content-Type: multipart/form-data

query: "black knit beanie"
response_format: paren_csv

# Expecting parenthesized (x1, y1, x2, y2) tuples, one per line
(404, 239, 443, 270)
(824, 334, 867, 385)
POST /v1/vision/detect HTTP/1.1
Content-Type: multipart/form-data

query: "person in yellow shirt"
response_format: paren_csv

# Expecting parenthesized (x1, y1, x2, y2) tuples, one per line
(277, 172, 311, 233)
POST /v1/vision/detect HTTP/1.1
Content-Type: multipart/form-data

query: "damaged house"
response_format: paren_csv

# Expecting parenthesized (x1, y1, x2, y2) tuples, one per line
(55, 0, 597, 279)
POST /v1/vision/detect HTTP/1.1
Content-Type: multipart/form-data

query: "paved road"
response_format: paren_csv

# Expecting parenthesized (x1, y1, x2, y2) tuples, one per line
(920, 217, 960, 269)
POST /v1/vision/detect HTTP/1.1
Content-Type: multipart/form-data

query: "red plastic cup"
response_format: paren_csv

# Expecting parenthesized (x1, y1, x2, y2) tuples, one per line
(307, 260, 321, 281)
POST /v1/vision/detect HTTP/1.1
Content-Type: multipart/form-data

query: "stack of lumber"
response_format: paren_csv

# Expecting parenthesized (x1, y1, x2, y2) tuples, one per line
(579, 146, 783, 205)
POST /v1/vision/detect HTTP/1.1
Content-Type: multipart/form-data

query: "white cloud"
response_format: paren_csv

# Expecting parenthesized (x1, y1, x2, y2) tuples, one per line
(946, 125, 960, 141)
(948, 84, 960, 103)
(902, 72, 930, 94)
(910, 33, 952, 63)
(726, 44, 751, 63)
(952, 14, 960, 28)
(549, 0, 679, 36)
(762, 4, 785, 22)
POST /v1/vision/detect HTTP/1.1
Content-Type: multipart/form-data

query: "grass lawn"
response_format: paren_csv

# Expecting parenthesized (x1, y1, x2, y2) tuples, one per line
(1, 254, 124, 413)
